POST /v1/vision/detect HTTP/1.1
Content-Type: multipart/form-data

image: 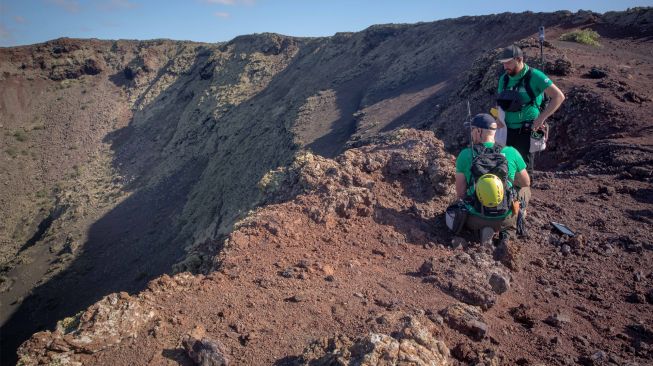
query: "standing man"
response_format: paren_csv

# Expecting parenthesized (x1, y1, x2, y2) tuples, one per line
(496, 45, 565, 171)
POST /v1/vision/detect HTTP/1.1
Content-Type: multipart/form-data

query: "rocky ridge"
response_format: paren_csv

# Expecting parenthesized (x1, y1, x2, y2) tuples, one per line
(1, 7, 652, 365)
(16, 125, 653, 364)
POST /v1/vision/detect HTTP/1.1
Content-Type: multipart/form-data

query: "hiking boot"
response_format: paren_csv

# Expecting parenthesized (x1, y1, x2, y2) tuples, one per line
(480, 227, 495, 246)
(516, 211, 529, 238)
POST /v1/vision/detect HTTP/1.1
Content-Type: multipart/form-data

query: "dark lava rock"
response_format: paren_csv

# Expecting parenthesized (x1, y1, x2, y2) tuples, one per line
(200, 60, 215, 80)
(622, 91, 651, 104)
(280, 268, 295, 278)
(546, 57, 573, 76)
(418, 257, 435, 276)
(451, 342, 476, 363)
(544, 313, 571, 328)
(626, 291, 646, 304)
(489, 273, 510, 294)
(510, 304, 536, 329)
(440, 303, 488, 341)
(597, 185, 616, 196)
(182, 332, 230, 366)
(561, 244, 572, 255)
(82, 58, 103, 75)
(587, 67, 608, 79)
(577, 350, 608, 366)
(646, 288, 653, 304)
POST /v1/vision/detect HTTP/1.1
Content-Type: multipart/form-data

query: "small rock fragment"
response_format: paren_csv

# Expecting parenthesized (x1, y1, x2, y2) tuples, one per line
(418, 258, 436, 276)
(544, 313, 570, 328)
(489, 273, 510, 295)
(182, 326, 230, 366)
(561, 244, 571, 255)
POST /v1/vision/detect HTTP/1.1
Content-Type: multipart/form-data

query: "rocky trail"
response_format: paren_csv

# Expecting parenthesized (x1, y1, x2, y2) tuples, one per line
(1, 8, 652, 366)
(17, 129, 653, 365)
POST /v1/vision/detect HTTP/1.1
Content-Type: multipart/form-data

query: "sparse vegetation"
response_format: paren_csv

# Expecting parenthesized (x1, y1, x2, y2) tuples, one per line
(59, 79, 75, 89)
(13, 130, 27, 142)
(57, 312, 83, 334)
(16, 355, 33, 366)
(70, 164, 82, 178)
(258, 168, 287, 194)
(559, 29, 601, 46)
(32, 124, 46, 131)
(5, 147, 18, 158)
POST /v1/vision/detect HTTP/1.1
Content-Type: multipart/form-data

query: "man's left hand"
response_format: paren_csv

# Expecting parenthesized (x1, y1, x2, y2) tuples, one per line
(533, 118, 546, 131)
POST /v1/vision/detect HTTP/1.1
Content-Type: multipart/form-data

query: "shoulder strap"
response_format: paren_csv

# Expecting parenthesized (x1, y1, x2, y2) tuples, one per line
(501, 73, 509, 91)
(472, 143, 492, 156)
(522, 69, 536, 105)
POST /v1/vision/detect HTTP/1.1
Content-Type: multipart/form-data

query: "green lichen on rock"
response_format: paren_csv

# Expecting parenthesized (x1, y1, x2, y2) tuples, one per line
(56, 311, 83, 334)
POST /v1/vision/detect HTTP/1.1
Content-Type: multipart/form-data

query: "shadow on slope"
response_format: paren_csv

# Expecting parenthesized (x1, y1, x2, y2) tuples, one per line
(0, 52, 214, 365)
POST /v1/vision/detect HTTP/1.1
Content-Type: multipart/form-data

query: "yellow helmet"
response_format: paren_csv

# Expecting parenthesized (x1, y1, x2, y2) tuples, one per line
(475, 174, 504, 208)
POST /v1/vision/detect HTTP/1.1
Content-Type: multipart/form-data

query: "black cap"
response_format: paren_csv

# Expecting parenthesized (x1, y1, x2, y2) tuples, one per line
(497, 45, 523, 62)
(470, 113, 497, 130)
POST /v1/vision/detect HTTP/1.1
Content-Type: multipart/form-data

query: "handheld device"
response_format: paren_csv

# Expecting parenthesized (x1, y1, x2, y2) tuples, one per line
(551, 221, 575, 237)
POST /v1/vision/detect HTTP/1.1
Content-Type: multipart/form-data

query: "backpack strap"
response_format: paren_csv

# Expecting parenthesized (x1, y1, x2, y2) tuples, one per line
(491, 143, 505, 154)
(522, 68, 537, 106)
(501, 73, 509, 91)
(490, 144, 515, 185)
(501, 68, 536, 104)
(496, 144, 516, 185)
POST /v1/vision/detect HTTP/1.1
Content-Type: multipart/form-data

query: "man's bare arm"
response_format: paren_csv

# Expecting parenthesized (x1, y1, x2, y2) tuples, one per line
(455, 173, 468, 200)
(513, 169, 531, 188)
(533, 83, 565, 130)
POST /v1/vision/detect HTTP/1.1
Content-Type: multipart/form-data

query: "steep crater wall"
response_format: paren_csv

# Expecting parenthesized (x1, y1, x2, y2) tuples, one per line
(1, 8, 652, 364)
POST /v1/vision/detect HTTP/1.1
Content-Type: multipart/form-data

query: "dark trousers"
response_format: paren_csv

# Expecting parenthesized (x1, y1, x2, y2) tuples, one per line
(465, 187, 531, 232)
(507, 122, 533, 173)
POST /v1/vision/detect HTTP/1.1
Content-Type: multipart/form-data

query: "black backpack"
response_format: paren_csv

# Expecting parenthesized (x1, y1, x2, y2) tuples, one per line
(467, 144, 514, 217)
(498, 68, 550, 112)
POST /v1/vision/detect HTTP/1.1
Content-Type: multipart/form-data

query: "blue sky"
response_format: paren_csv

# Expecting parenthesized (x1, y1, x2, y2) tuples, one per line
(1, 0, 651, 47)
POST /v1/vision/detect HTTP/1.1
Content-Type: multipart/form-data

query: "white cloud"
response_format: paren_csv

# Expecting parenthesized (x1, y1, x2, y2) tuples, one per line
(45, 0, 81, 14)
(214, 12, 230, 18)
(98, 0, 138, 11)
(13, 16, 27, 23)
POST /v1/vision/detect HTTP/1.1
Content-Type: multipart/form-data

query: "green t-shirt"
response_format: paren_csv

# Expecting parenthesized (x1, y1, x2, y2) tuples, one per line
(455, 142, 527, 218)
(497, 64, 553, 129)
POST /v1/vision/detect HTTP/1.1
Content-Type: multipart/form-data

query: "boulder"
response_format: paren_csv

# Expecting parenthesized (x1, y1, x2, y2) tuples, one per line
(300, 317, 450, 365)
(440, 303, 488, 341)
(182, 326, 230, 366)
